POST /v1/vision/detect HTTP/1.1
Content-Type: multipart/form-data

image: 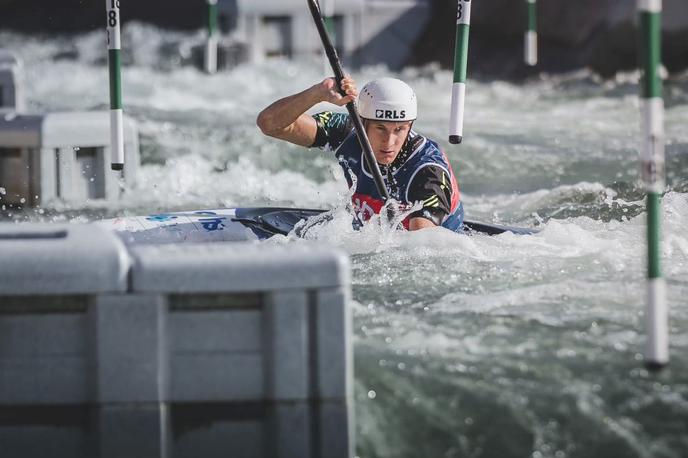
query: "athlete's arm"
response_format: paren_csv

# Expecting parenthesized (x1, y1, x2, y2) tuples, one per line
(409, 217, 437, 230)
(256, 77, 357, 147)
(406, 165, 454, 231)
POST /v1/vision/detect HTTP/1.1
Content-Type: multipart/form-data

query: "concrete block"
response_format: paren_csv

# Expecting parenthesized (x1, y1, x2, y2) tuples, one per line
(0, 223, 129, 295)
(0, 49, 22, 66)
(0, 407, 89, 458)
(236, 0, 363, 15)
(267, 403, 311, 458)
(0, 309, 89, 404)
(0, 111, 139, 206)
(0, 49, 24, 112)
(0, 310, 86, 356)
(172, 419, 264, 458)
(129, 242, 350, 293)
(169, 308, 262, 354)
(190, 41, 249, 71)
(91, 294, 168, 404)
(314, 287, 352, 400)
(0, 145, 37, 206)
(97, 403, 170, 458)
(233, 0, 425, 70)
(166, 294, 266, 402)
(0, 224, 354, 458)
(264, 290, 309, 401)
(0, 357, 88, 405)
(317, 402, 354, 458)
(171, 403, 265, 458)
(170, 353, 264, 402)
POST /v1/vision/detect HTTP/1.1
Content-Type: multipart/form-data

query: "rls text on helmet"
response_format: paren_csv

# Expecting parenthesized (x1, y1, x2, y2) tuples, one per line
(358, 78, 418, 122)
(375, 109, 407, 120)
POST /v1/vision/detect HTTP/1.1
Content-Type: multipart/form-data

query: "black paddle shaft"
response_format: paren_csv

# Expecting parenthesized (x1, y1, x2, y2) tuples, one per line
(306, 0, 390, 201)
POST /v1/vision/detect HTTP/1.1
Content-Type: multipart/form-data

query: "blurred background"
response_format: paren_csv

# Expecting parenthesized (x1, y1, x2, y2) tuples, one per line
(1, 0, 687, 78)
(1, 2, 687, 458)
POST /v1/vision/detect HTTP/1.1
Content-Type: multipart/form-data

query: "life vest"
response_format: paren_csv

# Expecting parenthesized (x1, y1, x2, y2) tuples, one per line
(334, 130, 463, 231)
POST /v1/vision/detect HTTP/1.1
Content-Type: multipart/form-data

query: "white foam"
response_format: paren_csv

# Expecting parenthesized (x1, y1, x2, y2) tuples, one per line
(3, 30, 687, 327)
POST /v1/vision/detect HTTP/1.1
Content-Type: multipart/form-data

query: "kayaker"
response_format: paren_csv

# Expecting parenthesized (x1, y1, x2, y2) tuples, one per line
(256, 76, 463, 231)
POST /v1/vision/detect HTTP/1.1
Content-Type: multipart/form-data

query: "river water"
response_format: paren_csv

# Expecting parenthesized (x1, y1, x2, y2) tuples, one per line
(1, 24, 687, 458)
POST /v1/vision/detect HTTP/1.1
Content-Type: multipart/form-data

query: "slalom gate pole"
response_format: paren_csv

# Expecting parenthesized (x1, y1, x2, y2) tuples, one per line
(322, 0, 336, 76)
(449, 0, 471, 145)
(525, 0, 538, 66)
(205, 0, 219, 74)
(106, 0, 124, 171)
(306, 0, 390, 201)
(638, 0, 668, 370)
(323, 0, 336, 37)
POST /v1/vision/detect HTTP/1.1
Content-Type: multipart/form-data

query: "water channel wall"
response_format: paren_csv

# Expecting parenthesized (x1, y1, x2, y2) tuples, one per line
(413, 0, 688, 78)
(1, 0, 687, 76)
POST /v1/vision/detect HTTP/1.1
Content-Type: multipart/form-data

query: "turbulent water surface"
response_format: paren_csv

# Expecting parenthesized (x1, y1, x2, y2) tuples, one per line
(1, 24, 688, 458)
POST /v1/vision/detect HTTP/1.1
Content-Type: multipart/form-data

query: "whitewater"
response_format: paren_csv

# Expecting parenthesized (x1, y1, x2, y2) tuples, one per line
(1, 24, 687, 458)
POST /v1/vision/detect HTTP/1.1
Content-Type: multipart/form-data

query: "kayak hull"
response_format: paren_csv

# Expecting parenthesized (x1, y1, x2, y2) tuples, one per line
(97, 207, 537, 244)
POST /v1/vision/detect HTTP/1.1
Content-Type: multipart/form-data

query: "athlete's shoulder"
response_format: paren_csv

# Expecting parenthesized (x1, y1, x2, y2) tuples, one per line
(405, 130, 425, 152)
(311, 111, 354, 150)
(410, 133, 446, 163)
(421, 135, 442, 153)
(404, 130, 439, 152)
(312, 111, 350, 130)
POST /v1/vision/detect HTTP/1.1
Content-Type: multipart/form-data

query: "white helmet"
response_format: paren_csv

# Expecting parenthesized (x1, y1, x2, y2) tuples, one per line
(357, 78, 417, 122)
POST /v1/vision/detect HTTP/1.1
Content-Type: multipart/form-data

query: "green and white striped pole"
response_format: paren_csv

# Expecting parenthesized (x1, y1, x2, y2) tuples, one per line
(205, 0, 219, 74)
(322, 0, 336, 76)
(639, 0, 667, 369)
(323, 0, 336, 37)
(525, 0, 537, 66)
(449, 0, 471, 145)
(106, 0, 124, 171)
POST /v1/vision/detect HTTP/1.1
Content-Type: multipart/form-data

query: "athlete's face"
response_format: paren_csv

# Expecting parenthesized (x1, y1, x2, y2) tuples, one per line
(365, 121, 413, 165)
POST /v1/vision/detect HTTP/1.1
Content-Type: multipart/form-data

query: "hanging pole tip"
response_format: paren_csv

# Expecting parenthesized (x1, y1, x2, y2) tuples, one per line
(645, 361, 668, 372)
(448, 0, 471, 146)
(111, 163, 124, 171)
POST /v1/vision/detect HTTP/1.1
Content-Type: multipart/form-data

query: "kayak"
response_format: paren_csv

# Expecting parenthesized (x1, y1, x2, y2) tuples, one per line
(98, 207, 538, 244)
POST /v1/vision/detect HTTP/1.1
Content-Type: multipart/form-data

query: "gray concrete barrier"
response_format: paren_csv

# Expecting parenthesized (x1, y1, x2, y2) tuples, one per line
(0, 49, 24, 112)
(0, 111, 139, 207)
(0, 223, 353, 458)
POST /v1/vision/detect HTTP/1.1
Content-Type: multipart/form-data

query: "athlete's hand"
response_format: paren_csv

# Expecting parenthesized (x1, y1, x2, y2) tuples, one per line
(318, 76, 357, 106)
